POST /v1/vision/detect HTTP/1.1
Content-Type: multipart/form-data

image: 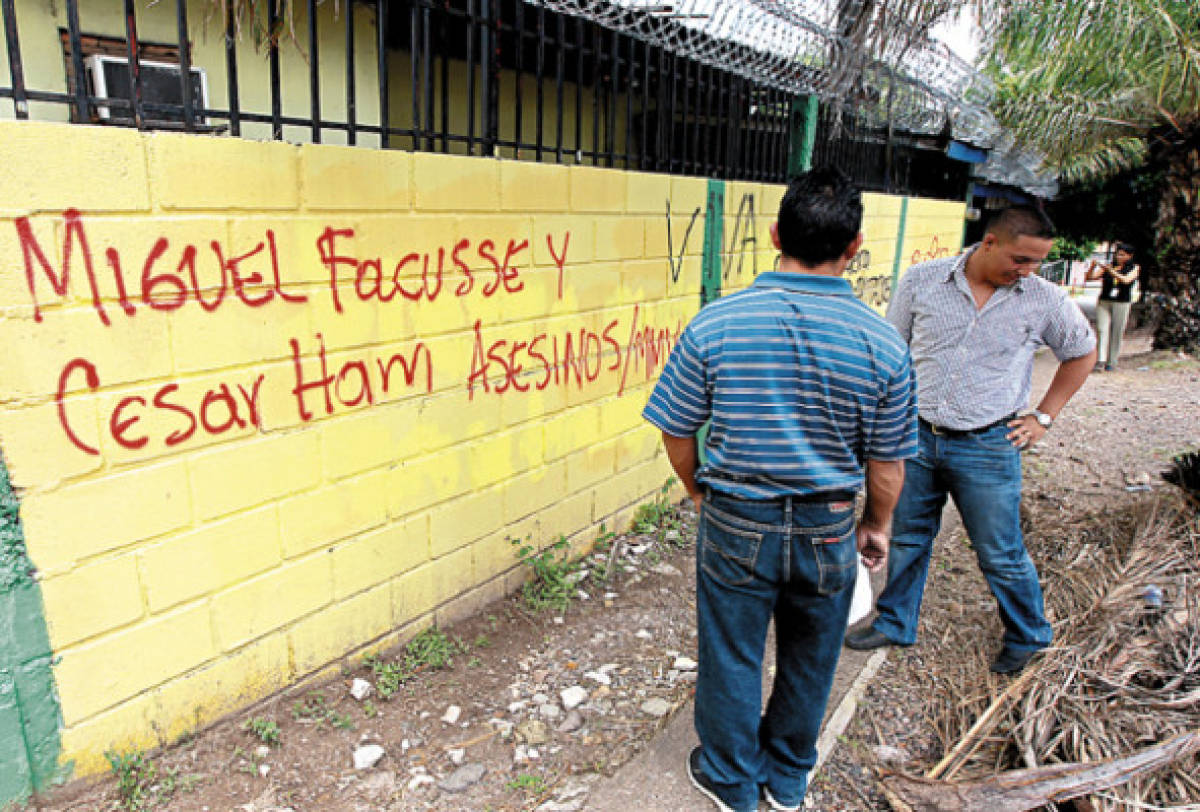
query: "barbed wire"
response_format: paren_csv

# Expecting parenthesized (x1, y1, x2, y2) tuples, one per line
(531, 0, 1058, 194)
(532, 0, 999, 141)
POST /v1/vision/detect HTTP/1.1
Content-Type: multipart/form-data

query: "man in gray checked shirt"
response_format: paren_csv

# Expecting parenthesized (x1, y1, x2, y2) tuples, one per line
(845, 206, 1097, 674)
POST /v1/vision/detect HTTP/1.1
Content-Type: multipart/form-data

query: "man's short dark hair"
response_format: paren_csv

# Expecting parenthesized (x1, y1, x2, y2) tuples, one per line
(776, 167, 862, 266)
(985, 205, 1055, 241)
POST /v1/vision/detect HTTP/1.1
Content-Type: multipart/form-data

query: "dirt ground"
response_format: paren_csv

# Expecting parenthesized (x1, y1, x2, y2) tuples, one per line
(30, 336, 1199, 812)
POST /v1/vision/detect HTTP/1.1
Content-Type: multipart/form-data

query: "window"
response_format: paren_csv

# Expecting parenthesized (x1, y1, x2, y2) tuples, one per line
(84, 54, 208, 125)
(60, 31, 209, 128)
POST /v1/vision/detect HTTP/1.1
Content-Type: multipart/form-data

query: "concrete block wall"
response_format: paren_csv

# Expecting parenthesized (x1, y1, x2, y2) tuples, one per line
(0, 119, 965, 792)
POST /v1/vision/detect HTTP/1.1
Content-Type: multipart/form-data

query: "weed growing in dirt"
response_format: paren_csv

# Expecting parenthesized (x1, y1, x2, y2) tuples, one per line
(361, 699, 378, 718)
(506, 773, 547, 794)
(291, 691, 356, 730)
(364, 627, 466, 699)
(632, 479, 686, 547)
(512, 535, 576, 611)
(241, 717, 280, 746)
(106, 749, 156, 811)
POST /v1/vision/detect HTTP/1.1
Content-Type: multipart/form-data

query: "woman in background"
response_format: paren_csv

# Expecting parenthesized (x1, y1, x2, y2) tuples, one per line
(1086, 242, 1139, 371)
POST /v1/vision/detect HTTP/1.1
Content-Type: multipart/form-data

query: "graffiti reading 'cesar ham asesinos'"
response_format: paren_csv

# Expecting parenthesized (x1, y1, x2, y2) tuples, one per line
(12, 210, 682, 458)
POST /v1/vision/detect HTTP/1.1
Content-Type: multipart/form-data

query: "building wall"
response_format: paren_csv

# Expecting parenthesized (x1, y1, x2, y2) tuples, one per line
(0, 118, 964, 799)
(0, 0, 622, 158)
(0, 0, 382, 145)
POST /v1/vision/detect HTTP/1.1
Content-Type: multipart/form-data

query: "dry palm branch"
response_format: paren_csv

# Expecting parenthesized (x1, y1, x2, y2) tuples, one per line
(882, 494, 1200, 811)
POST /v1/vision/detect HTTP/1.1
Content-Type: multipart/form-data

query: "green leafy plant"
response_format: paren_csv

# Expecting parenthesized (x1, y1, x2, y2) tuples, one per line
(364, 627, 464, 699)
(106, 749, 156, 811)
(512, 535, 576, 611)
(506, 773, 547, 794)
(290, 691, 353, 729)
(241, 716, 280, 746)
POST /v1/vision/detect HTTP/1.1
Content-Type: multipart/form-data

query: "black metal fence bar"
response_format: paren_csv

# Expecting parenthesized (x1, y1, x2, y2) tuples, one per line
(175, 0, 194, 130)
(466, 0, 476, 154)
(1, 0, 26, 118)
(554, 11, 563, 161)
(122, 0, 144, 128)
(513, 0, 523, 157)
(224, 0, 240, 135)
(344, 1, 355, 144)
(267, 0, 281, 137)
(308, 0, 320, 142)
(422, 3, 433, 151)
(63, 0, 88, 122)
(535, 1, 545, 162)
(376, 0, 388, 148)
(439, 10, 448, 153)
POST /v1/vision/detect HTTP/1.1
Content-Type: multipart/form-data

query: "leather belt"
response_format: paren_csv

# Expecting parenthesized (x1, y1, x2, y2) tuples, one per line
(919, 414, 1016, 438)
(707, 488, 857, 505)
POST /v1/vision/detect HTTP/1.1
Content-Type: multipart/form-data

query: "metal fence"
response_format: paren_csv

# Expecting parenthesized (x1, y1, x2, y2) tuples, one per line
(0, 0, 963, 194)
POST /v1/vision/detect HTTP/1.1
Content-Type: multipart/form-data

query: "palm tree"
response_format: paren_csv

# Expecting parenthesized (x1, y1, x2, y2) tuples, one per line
(979, 0, 1200, 350)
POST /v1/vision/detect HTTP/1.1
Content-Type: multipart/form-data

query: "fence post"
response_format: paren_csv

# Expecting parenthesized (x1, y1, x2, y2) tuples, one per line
(788, 95, 818, 176)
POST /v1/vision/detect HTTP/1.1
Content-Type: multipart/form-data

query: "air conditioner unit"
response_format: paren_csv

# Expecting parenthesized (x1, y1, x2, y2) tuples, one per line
(84, 53, 209, 125)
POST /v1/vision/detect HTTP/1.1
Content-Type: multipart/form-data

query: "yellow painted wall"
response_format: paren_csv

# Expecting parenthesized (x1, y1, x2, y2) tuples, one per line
(900, 197, 965, 273)
(0, 118, 965, 780)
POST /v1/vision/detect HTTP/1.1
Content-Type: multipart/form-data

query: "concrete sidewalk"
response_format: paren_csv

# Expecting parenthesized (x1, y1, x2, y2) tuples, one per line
(585, 329, 1159, 811)
(585, 639, 885, 811)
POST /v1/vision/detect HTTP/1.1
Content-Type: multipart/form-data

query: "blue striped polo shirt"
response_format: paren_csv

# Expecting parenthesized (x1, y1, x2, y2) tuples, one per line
(642, 271, 917, 499)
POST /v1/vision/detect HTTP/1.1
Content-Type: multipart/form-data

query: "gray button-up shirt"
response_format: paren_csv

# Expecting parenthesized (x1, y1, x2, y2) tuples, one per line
(886, 247, 1095, 430)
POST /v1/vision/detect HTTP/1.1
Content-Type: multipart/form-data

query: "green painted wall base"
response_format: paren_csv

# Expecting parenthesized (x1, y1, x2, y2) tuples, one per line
(1, 459, 69, 807)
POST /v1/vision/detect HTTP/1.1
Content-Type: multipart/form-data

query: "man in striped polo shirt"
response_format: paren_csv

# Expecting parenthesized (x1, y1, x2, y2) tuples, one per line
(643, 168, 917, 812)
(845, 206, 1096, 675)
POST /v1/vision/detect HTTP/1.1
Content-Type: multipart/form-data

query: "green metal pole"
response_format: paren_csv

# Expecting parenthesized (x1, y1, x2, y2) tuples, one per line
(890, 196, 910, 291)
(788, 96, 819, 176)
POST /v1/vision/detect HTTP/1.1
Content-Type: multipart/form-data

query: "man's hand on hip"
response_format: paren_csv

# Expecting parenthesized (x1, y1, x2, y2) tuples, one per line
(857, 523, 889, 572)
(1006, 414, 1047, 449)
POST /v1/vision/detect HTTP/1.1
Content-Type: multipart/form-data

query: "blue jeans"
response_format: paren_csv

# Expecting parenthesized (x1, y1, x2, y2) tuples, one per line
(872, 422, 1052, 653)
(694, 491, 858, 811)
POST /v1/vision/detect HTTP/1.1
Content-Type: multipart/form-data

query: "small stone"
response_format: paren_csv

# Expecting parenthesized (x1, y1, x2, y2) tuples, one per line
(527, 747, 541, 760)
(353, 744, 386, 770)
(537, 801, 585, 812)
(257, 763, 270, 777)
(561, 685, 588, 709)
(255, 744, 271, 760)
(516, 719, 549, 745)
(635, 629, 653, 640)
(360, 771, 396, 799)
(556, 710, 584, 733)
(442, 705, 462, 725)
(640, 698, 671, 718)
(649, 563, 682, 576)
(871, 744, 910, 766)
(406, 773, 435, 791)
(664, 530, 681, 544)
(350, 678, 373, 701)
(508, 700, 528, 713)
(438, 763, 487, 793)
(673, 656, 698, 671)
(584, 670, 611, 686)
(447, 748, 465, 765)
(539, 703, 563, 720)
(532, 692, 550, 704)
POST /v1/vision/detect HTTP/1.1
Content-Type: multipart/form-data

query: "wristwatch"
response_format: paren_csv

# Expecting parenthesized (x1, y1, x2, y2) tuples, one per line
(1030, 409, 1053, 429)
